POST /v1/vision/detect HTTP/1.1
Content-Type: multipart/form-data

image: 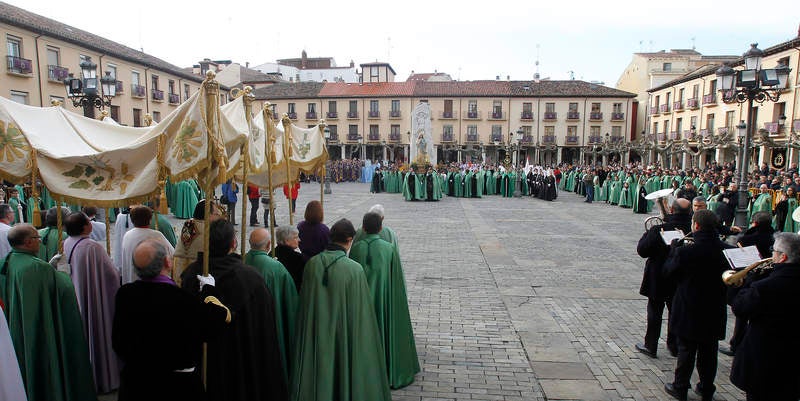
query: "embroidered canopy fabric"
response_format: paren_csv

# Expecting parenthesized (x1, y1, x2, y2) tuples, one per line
(0, 82, 243, 207)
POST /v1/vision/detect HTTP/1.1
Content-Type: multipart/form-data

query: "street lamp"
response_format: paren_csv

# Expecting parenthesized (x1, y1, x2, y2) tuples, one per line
(716, 43, 791, 228)
(512, 127, 523, 197)
(323, 126, 332, 194)
(63, 56, 116, 118)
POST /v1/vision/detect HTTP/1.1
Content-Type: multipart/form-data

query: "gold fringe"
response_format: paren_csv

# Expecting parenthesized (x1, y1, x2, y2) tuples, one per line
(203, 296, 231, 324)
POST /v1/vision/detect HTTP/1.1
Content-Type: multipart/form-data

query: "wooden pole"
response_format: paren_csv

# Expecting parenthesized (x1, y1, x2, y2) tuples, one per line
(263, 104, 276, 254)
(239, 88, 253, 260)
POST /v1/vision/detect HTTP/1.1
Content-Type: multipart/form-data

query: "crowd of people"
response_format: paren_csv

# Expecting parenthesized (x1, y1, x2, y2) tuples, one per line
(0, 189, 420, 400)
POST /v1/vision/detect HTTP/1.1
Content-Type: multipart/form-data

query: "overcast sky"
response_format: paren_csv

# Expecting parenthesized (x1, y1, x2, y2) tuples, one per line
(7, 0, 799, 86)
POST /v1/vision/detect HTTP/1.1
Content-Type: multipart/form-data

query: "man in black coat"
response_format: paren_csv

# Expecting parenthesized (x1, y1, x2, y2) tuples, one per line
(729, 232, 800, 401)
(113, 239, 230, 401)
(635, 198, 692, 358)
(663, 210, 734, 401)
(720, 211, 776, 357)
(182, 220, 288, 401)
(715, 183, 739, 227)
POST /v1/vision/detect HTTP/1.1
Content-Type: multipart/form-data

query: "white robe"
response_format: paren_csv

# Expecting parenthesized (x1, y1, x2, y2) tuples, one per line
(0, 222, 11, 259)
(120, 227, 174, 284)
(0, 306, 28, 401)
(112, 213, 134, 272)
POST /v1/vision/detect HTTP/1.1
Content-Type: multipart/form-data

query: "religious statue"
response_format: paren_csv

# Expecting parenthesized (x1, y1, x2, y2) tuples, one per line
(415, 131, 429, 164)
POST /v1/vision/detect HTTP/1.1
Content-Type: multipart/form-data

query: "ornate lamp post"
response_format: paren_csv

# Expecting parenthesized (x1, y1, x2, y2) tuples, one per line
(716, 43, 791, 228)
(512, 128, 523, 197)
(63, 56, 116, 118)
(323, 126, 332, 194)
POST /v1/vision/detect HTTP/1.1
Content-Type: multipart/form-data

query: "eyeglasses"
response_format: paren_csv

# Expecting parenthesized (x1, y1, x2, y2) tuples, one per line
(770, 246, 784, 254)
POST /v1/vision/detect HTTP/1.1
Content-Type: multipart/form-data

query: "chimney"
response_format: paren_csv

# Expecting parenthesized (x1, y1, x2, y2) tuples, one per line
(246, 62, 249, 68)
(507, 75, 510, 81)
(496, 75, 500, 80)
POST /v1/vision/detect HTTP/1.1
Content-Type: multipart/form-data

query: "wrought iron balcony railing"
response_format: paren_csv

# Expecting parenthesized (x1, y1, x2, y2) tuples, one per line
(287, 112, 297, 119)
(521, 111, 534, 120)
(466, 133, 478, 142)
(389, 132, 401, 141)
(702, 94, 716, 105)
(542, 135, 556, 144)
(326, 111, 338, 119)
(115, 80, 124, 94)
(687, 98, 699, 108)
(611, 112, 624, 120)
(491, 133, 503, 142)
(565, 135, 579, 144)
(660, 104, 670, 113)
(347, 111, 358, 119)
(152, 89, 164, 101)
(589, 112, 603, 120)
(567, 111, 580, 120)
(543, 112, 557, 120)
(47, 65, 69, 81)
(306, 111, 317, 119)
(6, 55, 32, 74)
(442, 111, 454, 119)
(368, 132, 380, 141)
(442, 132, 454, 142)
(466, 111, 479, 119)
(673, 101, 684, 111)
(390, 110, 401, 118)
(169, 93, 180, 104)
(368, 111, 380, 118)
(131, 84, 146, 98)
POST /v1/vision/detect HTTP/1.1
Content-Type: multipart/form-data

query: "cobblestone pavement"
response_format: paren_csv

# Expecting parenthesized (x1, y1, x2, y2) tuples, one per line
(102, 181, 743, 401)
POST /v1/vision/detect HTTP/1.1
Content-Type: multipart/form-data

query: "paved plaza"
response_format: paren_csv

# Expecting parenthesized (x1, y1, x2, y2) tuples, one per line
(100, 181, 744, 401)
(271, 181, 743, 401)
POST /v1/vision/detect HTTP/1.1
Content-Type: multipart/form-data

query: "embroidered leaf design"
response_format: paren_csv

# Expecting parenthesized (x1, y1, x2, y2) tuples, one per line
(84, 166, 96, 177)
(0, 120, 29, 163)
(119, 182, 128, 194)
(92, 176, 105, 185)
(63, 165, 84, 178)
(172, 119, 203, 163)
(69, 180, 91, 189)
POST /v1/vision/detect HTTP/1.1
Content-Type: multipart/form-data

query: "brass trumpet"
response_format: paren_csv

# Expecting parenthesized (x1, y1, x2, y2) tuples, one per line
(722, 258, 773, 287)
(644, 188, 675, 230)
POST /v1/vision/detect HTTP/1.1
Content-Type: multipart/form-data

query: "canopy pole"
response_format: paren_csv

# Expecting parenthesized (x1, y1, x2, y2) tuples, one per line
(29, 149, 41, 227)
(239, 87, 254, 260)
(263, 104, 276, 254)
(282, 115, 293, 226)
(317, 122, 327, 206)
(56, 196, 64, 254)
(105, 211, 110, 255)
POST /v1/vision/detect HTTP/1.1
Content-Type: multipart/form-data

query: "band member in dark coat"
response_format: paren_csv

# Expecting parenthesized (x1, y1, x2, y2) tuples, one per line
(720, 211, 775, 356)
(729, 232, 800, 401)
(635, 198, 692, 358)
(662, 209, 734, 401)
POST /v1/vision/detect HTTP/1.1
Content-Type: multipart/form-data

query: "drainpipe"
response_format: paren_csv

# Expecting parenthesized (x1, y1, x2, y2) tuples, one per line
(33, 34, 43, 107)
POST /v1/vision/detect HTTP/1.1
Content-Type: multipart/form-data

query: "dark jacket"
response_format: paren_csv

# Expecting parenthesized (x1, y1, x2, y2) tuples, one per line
(737, 224, 775, 259)
(715, 191, 738, 225)
(275, 244, 306, 292)
(637, 213, 692, 300)
(297, 221, 330, 259)
(730, 262, 800, 398)
(663, 230, 734, 341)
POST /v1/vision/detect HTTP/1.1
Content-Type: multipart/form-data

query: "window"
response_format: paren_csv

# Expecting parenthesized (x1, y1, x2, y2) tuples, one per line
(327, 125, 337, 139)
(493, 100, 502, 114)
(349, 101, 358, 113)
(491, 125, 502, 142)
(184, 84, 190, 100)
(567, 126, 577, 136)
(523, 102, 532, 113)
(110, 105, 120, 122)
(708, 79, 717, 94)
(653, 122, 659, 135)
(663, 120, 670, 134)
(545, 103, 555, 113)
(613, 103, 622, 113)
(9, 91, 28, 104)
(391, 125, 400, 139)
(665, 92, 671, 105)
(151, 75, 159, 91)
(568, 103, 578, 112)
(545, 126, 555, 136)
(307, 103, 316, 113)
(133, 108, 142, 127)
(348, 125, 358, 135)
(611, 126, 621, 138)
(690, 116, 697, 130)
(678, 88, 684, 102)
(467, 125, 478, 141)
(654, 95, 660, 107)
(370, 100, 379, 112)
(675, 118, 682, 135)
(468, 100, 477, 113)
(152, 111, 161, 123)
(131, 71, 140, 85)
(369, 125, 379, 139)
(726, 111, 736, 128)
(692, 84, 699, 98)
(328, 101, 337, 113)
(591, 103, 601, 112)
(444, 99, 453, 113)
(370, 66, 379, 80)
(270, 104, 277, 116)
(391, 100, 400, 112)
(773, 102, 786, 124)
(106, 64, 117, 79)
(6, 35, 21, 57)
(706, 113, 715, 132)
(442, 125, 452, 139)
(662, 63, 672, 72)
(168, 80, 175, 94)
(46, 47, 59, 66)
(288, 103, 296, 114)
(590, 126, 600, 137)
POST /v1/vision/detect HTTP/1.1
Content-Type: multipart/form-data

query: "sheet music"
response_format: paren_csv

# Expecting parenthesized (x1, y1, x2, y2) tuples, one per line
(723, 246, 761, 269)
(660, 230, 684, 245)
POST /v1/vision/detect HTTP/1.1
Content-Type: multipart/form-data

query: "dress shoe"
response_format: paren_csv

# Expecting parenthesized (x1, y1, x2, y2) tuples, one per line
(668, 344, 678, 357)
(635, 343, 657, 358)
(693, 383, 715, 401)
(664, 383, 688, 401)
(719, 345, 735, 356)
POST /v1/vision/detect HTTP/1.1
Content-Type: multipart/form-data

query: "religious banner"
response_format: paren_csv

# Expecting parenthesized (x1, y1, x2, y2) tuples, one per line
(410, 102, 434, 166)
(771, 147, 787, 170)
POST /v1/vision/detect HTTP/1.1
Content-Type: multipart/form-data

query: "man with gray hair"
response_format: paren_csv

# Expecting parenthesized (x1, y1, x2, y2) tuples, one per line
(113, 239, 230, 401)
(730, 232, 800, 401)
(353, 204, 399, 248)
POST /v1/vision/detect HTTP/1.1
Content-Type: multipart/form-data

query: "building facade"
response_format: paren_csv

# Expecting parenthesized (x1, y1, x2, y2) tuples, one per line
(1, 2, 223, 127)
(647, 37, 799, 171)
(254, 79, 636, 166)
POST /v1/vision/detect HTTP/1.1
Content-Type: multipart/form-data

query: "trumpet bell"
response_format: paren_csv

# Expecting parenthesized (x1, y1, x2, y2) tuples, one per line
(722, 270, 742, 287)
(645, 188, 675, 201)
(644, 216, 663, 231)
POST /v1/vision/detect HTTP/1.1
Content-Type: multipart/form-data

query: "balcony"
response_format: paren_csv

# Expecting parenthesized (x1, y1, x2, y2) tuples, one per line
(390, 110, 401, 118)
(565, 136, 579, 145)
(543, 111, 557, 121)
(488, 111, 505, 120)
(152, 89, 164, 101)
(589, 112, 603, 121)
(657, 133, 666, 142)
(659, 104, 670, 113)
(441, 111, 456, 119)
(588, 135, 602, 144)
(466, 111, 479, 119)
(650, 106, 660, 115)
(794, 120, 800, 133)
(702, 94, 716, 105)
(610, 135, 624, 143)
(491, 133, 503, 143)
(389, 132, 401, 142)
(326, 132, 338, 142)
(169, 93, 180, 104)
(368, 111, 380, 118)
(306, 111, 317, 119)
(47, 65, 69, 81)
(347, 111, 358, 119)
(521, 135, 533, 144)
(115, 80, 124, 94)
(764, 122, 779, 134)
(687, 98, 699, 109)
(699, 129, 709, 138)
(673, 101, 684, 111)
(346, 133, 360, 142)
(441, 132, 454, 142)
(716, 127, 727, 136)
(326, 111, 338, 119)
(542, 135, 556, 144)
(521, 111, 534, 120)
(669, 131, 679, 140)
(6, 55, 32, 75)
(287, 112, 297, 120)
(466, 133, 478, 142)
(367, 132, 380, 141)
(566, 111, 580, 120)
(131, 84, 146, 98)
(683, 130, 695, 140)
(611, 112, 624, 121)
